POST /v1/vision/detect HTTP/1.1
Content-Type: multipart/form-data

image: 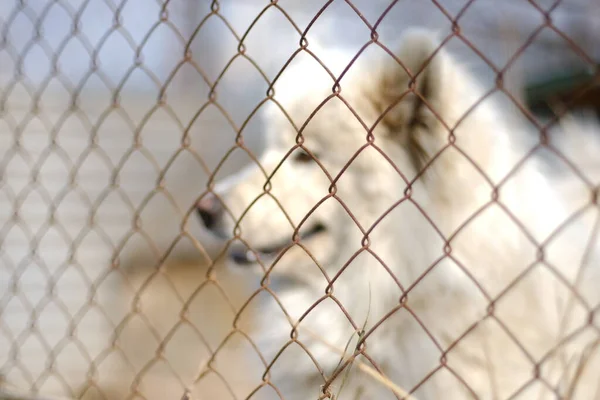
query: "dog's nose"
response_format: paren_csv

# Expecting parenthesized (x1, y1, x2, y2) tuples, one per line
(196, 193, 223, 230)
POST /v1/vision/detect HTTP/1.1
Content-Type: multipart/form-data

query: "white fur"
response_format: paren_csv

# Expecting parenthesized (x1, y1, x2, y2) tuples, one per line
(202, 30, 600, 399)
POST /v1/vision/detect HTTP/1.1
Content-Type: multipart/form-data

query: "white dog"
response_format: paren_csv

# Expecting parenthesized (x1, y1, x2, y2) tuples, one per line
(197, 30, 600, 399)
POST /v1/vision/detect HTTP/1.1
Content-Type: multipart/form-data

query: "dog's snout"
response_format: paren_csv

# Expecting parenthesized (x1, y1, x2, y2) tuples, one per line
(196, 193, 223, 230)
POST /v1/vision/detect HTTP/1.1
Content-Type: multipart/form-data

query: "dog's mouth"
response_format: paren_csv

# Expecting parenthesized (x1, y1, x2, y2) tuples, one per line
(228, 223, 327, 266)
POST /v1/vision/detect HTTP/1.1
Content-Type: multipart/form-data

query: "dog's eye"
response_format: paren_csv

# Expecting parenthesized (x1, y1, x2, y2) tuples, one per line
(294, 150, 315, 163)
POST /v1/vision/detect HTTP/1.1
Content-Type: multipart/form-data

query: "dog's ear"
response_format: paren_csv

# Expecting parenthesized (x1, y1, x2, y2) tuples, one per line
(369, 29, 458, 169)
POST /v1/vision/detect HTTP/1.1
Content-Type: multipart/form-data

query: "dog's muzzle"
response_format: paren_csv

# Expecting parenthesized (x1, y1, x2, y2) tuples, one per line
(225, 223, 327, 266)
(196, 193, 327, 266)
(196, 193, 223, 231)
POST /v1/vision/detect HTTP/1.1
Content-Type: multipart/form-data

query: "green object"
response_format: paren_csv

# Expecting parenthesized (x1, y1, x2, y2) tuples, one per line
(525, 69, 597, 116)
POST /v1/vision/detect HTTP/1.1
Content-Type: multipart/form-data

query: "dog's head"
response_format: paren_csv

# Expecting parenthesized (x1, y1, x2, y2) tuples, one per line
(196, 30, 495, 282)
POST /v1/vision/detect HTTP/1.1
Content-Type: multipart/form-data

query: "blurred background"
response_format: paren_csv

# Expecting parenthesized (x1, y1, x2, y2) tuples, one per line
(1, 0, 599, 399)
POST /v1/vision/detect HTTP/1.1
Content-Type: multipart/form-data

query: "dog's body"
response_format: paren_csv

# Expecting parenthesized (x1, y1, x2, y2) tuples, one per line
(198, 31, 600, 399)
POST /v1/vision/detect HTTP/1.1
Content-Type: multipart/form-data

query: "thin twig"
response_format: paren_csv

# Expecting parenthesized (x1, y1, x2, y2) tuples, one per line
(336, 284, 372, 399)
(300, 326, 418, 400)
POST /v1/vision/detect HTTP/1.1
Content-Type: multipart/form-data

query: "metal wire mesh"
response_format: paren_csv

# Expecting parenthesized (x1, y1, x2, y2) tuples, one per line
(1, 0, 600, 399)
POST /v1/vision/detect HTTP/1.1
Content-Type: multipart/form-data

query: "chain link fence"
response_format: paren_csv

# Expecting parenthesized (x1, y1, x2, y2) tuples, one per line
(1, 0, 600, 399)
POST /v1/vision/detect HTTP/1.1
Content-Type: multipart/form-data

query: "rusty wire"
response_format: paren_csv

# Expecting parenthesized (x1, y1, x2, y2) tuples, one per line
(1, 0, 599, 399)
